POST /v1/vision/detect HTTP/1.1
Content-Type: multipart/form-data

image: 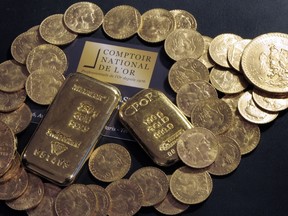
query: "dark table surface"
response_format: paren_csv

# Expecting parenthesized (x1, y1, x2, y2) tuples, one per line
(1, 0, 288, 215)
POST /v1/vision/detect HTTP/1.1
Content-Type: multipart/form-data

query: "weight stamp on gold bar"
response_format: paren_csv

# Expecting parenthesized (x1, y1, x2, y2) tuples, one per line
(22, 72, 121, 185)
(119, 88, 193, 166)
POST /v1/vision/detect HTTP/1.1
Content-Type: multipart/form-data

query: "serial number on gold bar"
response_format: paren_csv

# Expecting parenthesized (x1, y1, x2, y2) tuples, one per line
(22, 72, 121, 185)
(119, 88, 193, 166)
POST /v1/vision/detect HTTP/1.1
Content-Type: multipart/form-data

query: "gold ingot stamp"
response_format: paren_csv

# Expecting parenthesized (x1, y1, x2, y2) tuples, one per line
(22, 72, 121, 185)
(119, 88, 193, 166)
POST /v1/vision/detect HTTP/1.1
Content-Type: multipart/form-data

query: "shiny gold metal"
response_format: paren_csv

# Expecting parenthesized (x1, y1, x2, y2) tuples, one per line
(241, 33, 288, 93)
(0, 103, 32, 134)
(198, 36, 215, 69)
(190, 98, 233, 135)
(0, 89, 26, 113)
(119, 88, 193, 166)
(176, 127, 218, 168)
(170, 9, 197, 30)
(170, 166, 213, 205)
(0, 167, 28, 201)
(87, 184, 110, 216)
(164, 29, 204, 61)
(26, 183, 61, 216)
(207, 135, 241, 176)
(176, 81, 218, 117)
(64, 2, 104, 34)
(11, 30, 46, 65)
(106, 179, 143, 216)
(209, 33, 242, 68)
(88, 143, 131, 182)
(227, 39, 251, 72)
(209, 66, 249, 94)
(25, 68, 65, 105)
(0, 60, 28, 93)
(237, 91, 278, 124)
(55, 184, 97, 216)
(26, 44, 68, 74)
(168, 58, 210, 93)
(5, 173, 44, 211)
(224, 112, 261, 155)
(138, 8, 175, 43)
(129, 166, 169, 206)
(103, 5, 141, 40)
(39, 14, 78, 46)
(0, 121, 16, 177)
(22, 73, 121, 185)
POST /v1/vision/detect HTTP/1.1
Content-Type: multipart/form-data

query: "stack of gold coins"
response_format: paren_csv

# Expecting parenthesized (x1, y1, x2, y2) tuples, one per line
(0, 2, 287, 216)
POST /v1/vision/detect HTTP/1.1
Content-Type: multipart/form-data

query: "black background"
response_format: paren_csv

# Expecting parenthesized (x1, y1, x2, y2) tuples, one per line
(1, 0, 288, 216)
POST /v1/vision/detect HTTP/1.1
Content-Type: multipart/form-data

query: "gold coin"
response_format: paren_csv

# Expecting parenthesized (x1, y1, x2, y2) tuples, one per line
(0, 167, 28, 201)
(106, 179, 144, 216)
(209, 66, 249, 94)
(221, 92, 244, 114)
(0, 152, 21, 183)
(138, 8, 175, 43)
(26, 25, 40, 32)
(64, 2, 104, 34)
(88, 143, 131, 182)
(207, 135, 241, 176)
(0, 103, 32, 134)
(176, 127, 218, 168)
(39, 14, 78, 45)
(168, 58, 210, 93)
(6, 173, 44, 210)
(0, 121, 16, 177)
(11, 30, 46, 65)
(164, 28, 204, 61)
(87, 184, 110, 216)
(0, 60, 28, 92)
(55, 184, 97, 216)
(25, 68, 65, 105)
(26, 183, 61, 216)
(0, 89, 26, 112)
(224, 112, 261, 155)
(176, 80, 218, 117)
(170, 9, 197, 30)
(198, 35, 215, 69)
(129, 166, 169, 207)
(154, 175, 189, 215)
(209, 33, 242, 68)
(227, 39, 251, 72)
(252, 88, 288, 112)
(26, 44, 68, 74)
(103, 5, 141, 40)
(237, 91, 278, 124)
(241, 33, 288, 93)
(190, 98, 233, 135)
(170, 166, 213, 204)
(154, 189, 189, 215)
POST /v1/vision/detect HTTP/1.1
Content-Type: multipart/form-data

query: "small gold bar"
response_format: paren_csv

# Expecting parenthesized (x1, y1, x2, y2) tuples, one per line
(22, 73, 121, 185)
(119, 89, 193, 166)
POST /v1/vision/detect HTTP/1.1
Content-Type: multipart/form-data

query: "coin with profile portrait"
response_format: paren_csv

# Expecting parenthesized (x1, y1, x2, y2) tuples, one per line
(64, 2, 104, 34)
(88, 143, 131, 182)
(103, 5, 141, 40)
(164, 28, 204, 61)
(170, 166, 213, 205)
(25, 68, 65, 105)
(138, 8, 175, 43)
(176, 127, 218, 168)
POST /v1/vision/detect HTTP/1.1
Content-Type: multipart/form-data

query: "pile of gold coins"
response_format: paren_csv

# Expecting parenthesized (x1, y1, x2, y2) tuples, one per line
(0, 1, 287, 215)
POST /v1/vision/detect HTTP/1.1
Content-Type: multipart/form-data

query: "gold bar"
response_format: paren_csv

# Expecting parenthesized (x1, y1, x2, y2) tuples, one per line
(119, 89, 193, 166)
(22, 73, 121, 185)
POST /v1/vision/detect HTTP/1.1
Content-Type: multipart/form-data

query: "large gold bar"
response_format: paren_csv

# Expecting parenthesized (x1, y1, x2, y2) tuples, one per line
(22, 73, 121, 185)
(119, 89, 193, 166)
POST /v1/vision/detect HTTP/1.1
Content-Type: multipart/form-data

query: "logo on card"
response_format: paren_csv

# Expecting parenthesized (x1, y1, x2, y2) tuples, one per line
(77, 41, 158, 89)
